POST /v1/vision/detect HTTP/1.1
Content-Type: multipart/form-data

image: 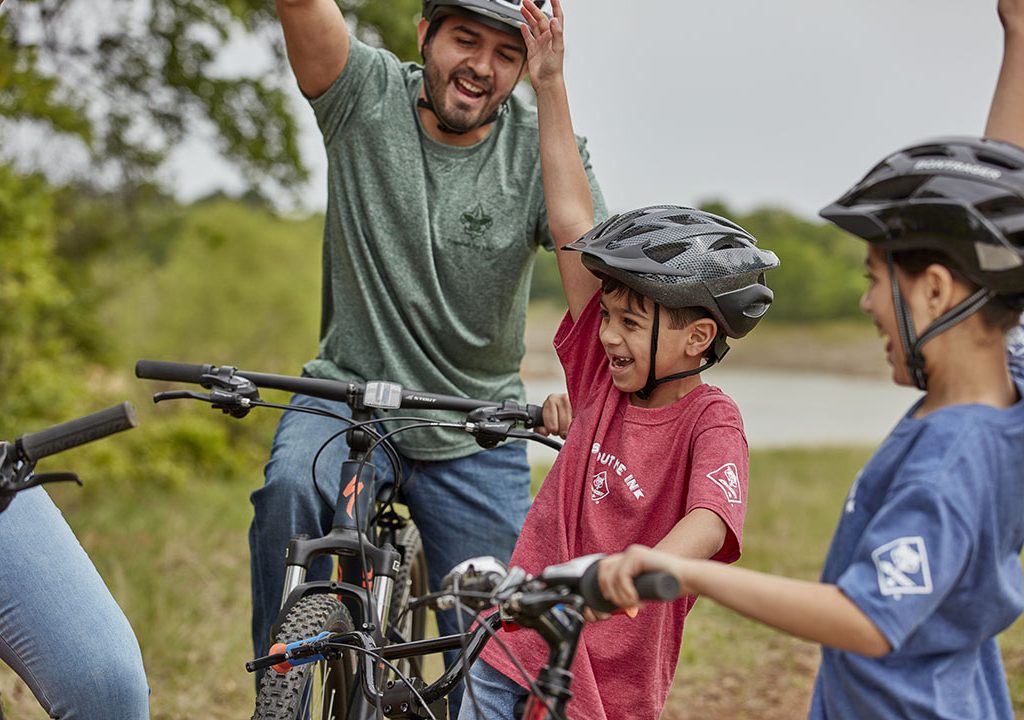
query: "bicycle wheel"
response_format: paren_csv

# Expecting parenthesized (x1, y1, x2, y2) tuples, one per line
(252, 594, 356, 720)
(387, 524, 429, 678)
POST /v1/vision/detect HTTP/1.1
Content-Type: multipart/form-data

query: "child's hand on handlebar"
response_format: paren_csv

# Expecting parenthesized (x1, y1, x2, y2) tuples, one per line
(538, 393, 572, 438)
(597, 545, 690, 613)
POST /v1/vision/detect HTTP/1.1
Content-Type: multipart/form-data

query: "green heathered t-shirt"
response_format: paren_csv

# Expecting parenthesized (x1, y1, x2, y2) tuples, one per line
(303, 38, 606, 461)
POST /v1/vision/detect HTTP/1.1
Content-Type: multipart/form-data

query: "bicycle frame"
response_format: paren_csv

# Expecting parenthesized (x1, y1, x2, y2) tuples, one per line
(274, 402, 401, 639)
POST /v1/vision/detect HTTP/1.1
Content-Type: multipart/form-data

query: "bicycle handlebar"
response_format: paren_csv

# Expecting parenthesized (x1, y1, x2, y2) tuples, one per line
(578, 562, 679, 613)
(436, 553, 679, 619)
(135, 360, 546, 427)
(1, 403, 139, 512)
(17, 403, 138, 463)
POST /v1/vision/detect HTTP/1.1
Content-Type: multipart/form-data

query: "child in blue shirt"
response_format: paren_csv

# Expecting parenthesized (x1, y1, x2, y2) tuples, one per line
(602, 141, 1024, 718)
(598, 7, 1024, 717)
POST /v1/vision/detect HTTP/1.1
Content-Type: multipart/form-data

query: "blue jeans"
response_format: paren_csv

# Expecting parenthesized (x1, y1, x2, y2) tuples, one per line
(458, 660, 527, 720)
(0, 487, 149, 719)
(249, 393, 531, 716)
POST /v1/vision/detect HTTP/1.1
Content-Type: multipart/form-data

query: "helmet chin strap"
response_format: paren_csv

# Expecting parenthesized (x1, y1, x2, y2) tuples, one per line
(634, 304, 725, 401)
(886, 250, 995, 392)
(416, 96, 501, 135)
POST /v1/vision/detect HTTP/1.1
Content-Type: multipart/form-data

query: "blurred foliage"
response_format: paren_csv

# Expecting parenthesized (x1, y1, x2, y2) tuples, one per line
(0, 0, 422, 481)
(0, 164, 85, 432)
(0, 0, 422, 202)
(530, 201, 866, 323)
(346, 0, 423, 61)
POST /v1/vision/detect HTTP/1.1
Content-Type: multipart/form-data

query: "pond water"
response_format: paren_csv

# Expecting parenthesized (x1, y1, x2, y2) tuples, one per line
(523, 369, 920, 464)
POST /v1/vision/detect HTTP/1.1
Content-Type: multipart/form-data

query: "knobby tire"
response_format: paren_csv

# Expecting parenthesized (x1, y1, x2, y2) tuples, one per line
(252, 594, 356, 720)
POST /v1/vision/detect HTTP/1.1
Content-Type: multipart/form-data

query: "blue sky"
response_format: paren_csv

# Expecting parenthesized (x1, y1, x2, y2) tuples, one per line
(168, 0, 1003, 219)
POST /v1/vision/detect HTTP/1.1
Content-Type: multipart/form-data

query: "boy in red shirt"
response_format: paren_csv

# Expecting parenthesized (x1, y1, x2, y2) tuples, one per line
(460, 3, 780, 718)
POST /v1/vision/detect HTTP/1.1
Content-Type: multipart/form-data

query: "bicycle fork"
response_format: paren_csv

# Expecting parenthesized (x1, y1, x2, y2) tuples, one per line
(278, 459, 399, 635)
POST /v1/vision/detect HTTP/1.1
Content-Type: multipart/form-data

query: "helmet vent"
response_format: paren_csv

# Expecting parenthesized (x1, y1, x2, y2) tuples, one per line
(643, 241, 690, 263)
(606, 224, 654, 247)
(977, 194, 1024, 219)
(664, 213, 709, 226)
(976, 150, 1022, 172)
(907, 144, 953, 158)
(856, 176, 926, 201)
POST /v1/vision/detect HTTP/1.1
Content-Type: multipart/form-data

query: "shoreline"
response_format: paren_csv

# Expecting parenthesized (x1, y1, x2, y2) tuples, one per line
(524, 302, 888, 381)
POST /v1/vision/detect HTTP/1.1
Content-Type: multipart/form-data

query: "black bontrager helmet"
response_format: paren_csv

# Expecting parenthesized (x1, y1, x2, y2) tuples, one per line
(820, 136, 1024, 390)
(565, 205, 780, 398)
(422, 0, 548, 35)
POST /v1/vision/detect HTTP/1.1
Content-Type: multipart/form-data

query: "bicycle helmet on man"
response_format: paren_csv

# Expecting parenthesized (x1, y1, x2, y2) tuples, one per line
(821, 136, 1024, 390)
(565, 205, 780, 398)
(422, 0, 548, 35)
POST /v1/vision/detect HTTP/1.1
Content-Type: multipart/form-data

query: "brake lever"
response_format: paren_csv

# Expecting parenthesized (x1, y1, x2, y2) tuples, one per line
(23, 472, 82, 490)
(467, 419, 516, 449)
(153, 390, 210, 404)
(466, 401, 536, 449)
(153, 389, 258, 419)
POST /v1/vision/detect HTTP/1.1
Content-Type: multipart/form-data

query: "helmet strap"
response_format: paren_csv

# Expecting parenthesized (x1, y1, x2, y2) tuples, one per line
(885, 250, 995, 391)
(635, 304, 661, 400)
(415, 97, 502, 135)
(633, 304, 724, 400)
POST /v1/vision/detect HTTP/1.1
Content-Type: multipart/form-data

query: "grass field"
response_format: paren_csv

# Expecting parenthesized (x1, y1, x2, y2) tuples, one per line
(3, 445, 1024, 719)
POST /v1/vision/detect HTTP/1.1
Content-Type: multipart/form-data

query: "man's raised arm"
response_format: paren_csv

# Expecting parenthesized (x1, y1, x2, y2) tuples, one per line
(987, 0, 1024, 145)
(276, 0, 350, 98)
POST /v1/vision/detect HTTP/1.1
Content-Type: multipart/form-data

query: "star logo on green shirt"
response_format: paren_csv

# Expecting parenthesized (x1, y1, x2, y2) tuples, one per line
(460, 204, 493, 240)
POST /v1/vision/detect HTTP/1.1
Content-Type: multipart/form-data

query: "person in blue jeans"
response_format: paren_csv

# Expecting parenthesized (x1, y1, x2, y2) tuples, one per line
(0, 487, 149, 719)
(254, 0, 604, 713)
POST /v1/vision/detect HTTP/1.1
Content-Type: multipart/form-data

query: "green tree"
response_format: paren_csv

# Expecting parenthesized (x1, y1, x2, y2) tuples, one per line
(0, 164, 87, 431)
(0, 0, 422, 200)
(701, 200, 865, 323)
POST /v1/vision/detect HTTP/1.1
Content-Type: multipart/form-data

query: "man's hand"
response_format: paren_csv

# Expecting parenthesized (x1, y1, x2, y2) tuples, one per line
(537, 392, 572, 438)
(999, 0, 1024, 34)
(521, 0, 565, 90)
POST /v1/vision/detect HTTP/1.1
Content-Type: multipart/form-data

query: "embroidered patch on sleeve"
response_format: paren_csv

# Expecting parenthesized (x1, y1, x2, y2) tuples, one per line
(707, 463, 742, 504)
(871, 536, 933, 600)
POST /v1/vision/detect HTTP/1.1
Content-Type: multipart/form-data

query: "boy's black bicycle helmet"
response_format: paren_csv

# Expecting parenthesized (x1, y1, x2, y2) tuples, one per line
(565, 205, 780, 397)
(820, 135, 1024, 389)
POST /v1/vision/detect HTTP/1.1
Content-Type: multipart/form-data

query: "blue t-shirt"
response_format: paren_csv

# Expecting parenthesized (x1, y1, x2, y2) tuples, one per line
(810, 383, 1024, 719)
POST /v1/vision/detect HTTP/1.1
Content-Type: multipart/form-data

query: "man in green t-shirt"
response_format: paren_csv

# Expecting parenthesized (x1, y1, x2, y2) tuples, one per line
(253, 0, 605, 711)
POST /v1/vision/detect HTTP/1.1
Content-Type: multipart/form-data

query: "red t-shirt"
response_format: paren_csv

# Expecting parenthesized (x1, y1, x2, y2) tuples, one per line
(480, 292, 749, 719)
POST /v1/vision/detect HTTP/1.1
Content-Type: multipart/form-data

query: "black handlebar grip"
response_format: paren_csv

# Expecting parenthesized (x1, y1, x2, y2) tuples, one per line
(526, 403, 545, 429)
(135, 360, 209, 384)
(579, 563, 680, 614)
(18, 402, 139, 463)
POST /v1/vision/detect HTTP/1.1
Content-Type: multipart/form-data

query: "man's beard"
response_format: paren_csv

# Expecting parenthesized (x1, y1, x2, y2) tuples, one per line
(422, 59, 506, 134)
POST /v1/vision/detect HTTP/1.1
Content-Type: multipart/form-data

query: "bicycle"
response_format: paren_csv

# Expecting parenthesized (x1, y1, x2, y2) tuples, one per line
(247, 553, 680, 720)
(134, 360, 563, 720)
